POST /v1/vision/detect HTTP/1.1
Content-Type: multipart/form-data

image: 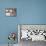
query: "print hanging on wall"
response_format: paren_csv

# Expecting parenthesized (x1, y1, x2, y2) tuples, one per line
(5, 8, 16, 16)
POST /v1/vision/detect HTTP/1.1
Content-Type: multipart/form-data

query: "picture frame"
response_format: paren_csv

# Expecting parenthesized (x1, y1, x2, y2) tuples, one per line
(5, 8, 16, 16)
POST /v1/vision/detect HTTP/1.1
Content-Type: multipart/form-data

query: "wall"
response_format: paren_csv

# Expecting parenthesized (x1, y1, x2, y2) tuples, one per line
(0, 0, 46, 44)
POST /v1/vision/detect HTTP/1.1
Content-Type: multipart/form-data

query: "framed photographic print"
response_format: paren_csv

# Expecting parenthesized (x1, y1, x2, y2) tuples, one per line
(5, 8, 16, 16)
